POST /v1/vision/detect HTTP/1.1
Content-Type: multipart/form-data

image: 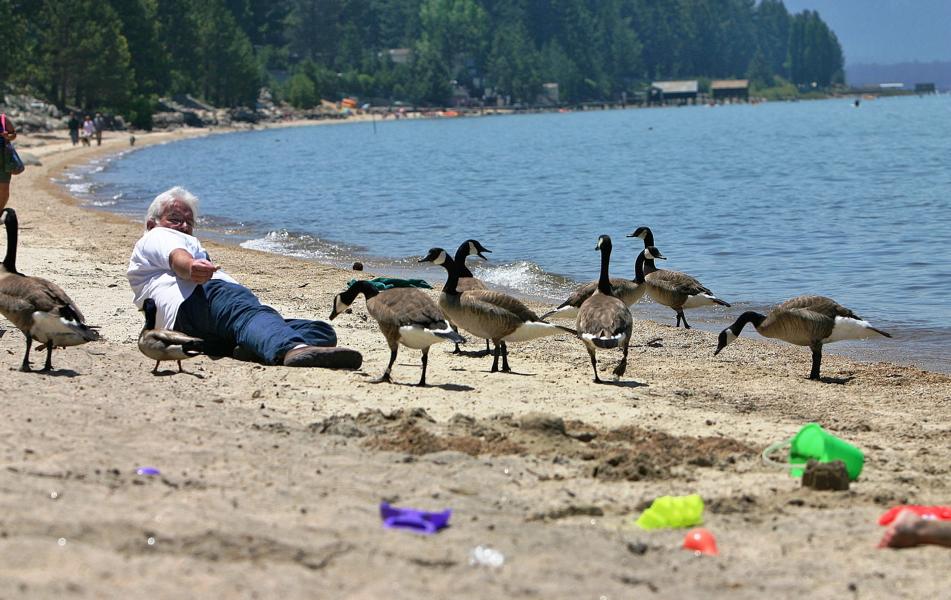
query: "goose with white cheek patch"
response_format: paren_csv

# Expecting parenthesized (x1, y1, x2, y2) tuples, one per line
(329, 280, 464, 386)
(634, 243, 730, 328)
(714, 295, 892, 380)
(541, 226, 655, 321)
(450, 238, 492, 354)
(576, 235, 634, 383)
(0, 208, 100, 372)
(138, 298, 204, 373)
(419, 247, 575, 373)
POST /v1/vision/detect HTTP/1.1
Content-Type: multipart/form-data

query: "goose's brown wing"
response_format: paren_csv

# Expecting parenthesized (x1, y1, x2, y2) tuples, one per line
(760, 305, 835, 345)
(646, 269, 712, 296)
(370, 288, 448, 329)
(777, 295, 859, 320)
(467, 289, 540, 322)
(456, 277, 487, 292)
(578, 293, 633, 338)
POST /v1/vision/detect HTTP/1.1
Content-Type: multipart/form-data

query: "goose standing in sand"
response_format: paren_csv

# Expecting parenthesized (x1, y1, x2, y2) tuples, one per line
(0, 208, 99, 371)
(138, 298, 204, 373)
(542, 226, 656, 321)
(634, 243, 730, 328)
(576, 235, 634, 383)
(450, 239, 492, 354)
(714, 295, 892, 380)
(420, 248, 573, 373)
(329, 280, 465, 385)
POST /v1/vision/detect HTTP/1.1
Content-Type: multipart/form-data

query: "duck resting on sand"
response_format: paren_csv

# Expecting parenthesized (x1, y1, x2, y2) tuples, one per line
(138, 298, 204, 373)
(714, 295, 892, 380)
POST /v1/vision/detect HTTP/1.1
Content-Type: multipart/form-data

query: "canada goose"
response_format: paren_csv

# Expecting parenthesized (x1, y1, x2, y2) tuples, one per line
(577, 235, 634, 383)
(138, 298, 203, 373)
(634, 244, 730, 328)
(541, 226, 655, 321)
(0, 208, 100, 372)
(419, 248, 573, 373)
(451, 239, 492, 354)
(329, 280, 464, 385)
(714, 295, 892, 380)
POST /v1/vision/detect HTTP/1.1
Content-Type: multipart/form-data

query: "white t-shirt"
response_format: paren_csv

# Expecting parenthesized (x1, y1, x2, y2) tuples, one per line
(127, 227, 238, 329)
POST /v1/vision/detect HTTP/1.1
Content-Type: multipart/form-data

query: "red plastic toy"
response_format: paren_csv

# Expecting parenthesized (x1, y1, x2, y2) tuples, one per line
(878, 505, 951, 526)
(683, 528, 718, 556)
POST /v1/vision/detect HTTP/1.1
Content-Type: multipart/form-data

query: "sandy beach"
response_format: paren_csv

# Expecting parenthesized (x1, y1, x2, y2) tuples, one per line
(1, 124, 949, 599)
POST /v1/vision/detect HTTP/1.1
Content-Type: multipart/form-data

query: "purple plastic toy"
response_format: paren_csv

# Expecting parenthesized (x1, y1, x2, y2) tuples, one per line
(380, 502, 451, 534)
(135, 467, 161, 476)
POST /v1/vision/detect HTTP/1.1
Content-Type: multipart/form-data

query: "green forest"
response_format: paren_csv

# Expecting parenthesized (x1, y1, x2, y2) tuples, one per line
(2, 0, 843, 126)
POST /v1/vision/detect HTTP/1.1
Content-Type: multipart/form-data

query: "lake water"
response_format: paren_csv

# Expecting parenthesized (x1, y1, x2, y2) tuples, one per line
(66, 95, 951, 373)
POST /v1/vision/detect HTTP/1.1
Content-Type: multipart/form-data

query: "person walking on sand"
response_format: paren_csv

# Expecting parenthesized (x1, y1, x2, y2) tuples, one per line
(67, 112, 80, 146)
(93, 112, 105, 146)
(0, 113, 17, 211)
(127, 186, 363, 369)
(80, 115, 94, 146)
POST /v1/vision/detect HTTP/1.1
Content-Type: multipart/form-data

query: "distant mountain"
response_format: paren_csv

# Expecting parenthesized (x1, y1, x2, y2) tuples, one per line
(846, 61, 951, 90)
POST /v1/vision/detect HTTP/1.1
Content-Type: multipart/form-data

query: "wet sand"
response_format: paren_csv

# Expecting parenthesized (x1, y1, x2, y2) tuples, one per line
(0, 125, 949, 599)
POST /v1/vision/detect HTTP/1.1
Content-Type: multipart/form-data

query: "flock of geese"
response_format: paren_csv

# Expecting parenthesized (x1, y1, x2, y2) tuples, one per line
(330, 228, 891, 385)
(0, 207, 891, 384)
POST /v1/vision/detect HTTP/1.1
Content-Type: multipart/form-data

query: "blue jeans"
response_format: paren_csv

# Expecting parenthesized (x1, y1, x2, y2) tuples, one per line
(174, 279, 337, 365)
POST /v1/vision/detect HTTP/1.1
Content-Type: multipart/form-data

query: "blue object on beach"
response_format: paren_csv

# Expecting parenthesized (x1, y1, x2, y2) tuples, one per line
(135, 467, 161, 476)
(347, 277, 433, 291)
(380, 502, 451, 535)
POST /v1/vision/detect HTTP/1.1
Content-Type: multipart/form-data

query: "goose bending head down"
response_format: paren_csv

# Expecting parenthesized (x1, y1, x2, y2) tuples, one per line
(576, 235, 634, 383)
(714, 295, 892, 380)
(419, 247, 574, 373)
(634, 244, 729, 328)
(0, 208, 100, 372)
(138, 298, 204, 373)
(329, 279, 464, 386)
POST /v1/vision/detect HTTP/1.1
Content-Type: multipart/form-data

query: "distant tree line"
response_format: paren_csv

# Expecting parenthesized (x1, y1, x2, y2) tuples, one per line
(2, 0, 844, 126)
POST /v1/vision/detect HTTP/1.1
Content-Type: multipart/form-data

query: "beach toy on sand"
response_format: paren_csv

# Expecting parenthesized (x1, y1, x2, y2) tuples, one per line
(380, 502, 451, 535)
(635, 494, 704, 530)
(878, 505, 951, 526)
(683, 528, 718, 556)
(135, 467, 161, 476)
(762, 423, 864, 481)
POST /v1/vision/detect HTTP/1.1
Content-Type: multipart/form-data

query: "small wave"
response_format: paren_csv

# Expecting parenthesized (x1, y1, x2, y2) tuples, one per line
(240, 229, 353, 262)
(472, 261, 575, 301)
(66, 182, 94, 195)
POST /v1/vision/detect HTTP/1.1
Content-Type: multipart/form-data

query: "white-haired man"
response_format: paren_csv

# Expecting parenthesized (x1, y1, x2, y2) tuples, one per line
(127, 186, 362, 368)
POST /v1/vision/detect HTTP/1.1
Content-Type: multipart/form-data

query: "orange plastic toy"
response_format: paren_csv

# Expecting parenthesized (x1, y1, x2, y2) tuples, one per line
(683, 528, 718, 556)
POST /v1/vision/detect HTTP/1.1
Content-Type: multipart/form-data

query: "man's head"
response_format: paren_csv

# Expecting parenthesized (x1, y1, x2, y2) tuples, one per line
(146, 187, 199, 235)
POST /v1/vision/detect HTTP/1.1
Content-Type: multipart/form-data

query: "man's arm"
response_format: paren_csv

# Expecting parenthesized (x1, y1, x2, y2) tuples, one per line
(169, 248, 219, 284)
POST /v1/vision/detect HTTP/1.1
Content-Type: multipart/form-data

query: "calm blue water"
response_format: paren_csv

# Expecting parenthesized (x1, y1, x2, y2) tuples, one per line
(69, 95, 951, 372)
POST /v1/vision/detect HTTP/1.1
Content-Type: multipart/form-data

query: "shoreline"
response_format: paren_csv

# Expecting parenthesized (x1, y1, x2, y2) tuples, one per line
(2, 123, 949, 598)
(57, 119, 950, 374)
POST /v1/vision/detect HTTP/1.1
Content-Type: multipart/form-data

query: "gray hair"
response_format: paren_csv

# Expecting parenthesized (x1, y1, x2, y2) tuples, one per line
(145, 186, 199, 229)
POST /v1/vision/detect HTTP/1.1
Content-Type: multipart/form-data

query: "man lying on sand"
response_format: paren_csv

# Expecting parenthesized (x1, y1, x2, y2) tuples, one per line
(126, 186, 362, 368)
(879, 509, 951, 550)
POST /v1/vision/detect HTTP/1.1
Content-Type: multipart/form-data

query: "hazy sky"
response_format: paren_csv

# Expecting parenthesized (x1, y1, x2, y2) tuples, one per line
(783, 0, 951, 64)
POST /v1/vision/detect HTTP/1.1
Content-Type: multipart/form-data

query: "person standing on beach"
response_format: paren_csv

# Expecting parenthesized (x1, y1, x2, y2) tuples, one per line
(0, 113, 17, 211)
(127, 186, 363, 369)
(81, 115, 94, 146)
(67, 112, 80, 146)
(93, 112, 105, 146)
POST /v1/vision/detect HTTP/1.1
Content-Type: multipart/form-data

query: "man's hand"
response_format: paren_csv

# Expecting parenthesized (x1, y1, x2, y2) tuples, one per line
(170, 249, 219, 283)
(189, 258, 219, 284)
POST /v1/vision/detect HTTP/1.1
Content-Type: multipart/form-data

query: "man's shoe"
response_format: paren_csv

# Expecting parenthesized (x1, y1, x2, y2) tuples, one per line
(283, 346, 362, 369)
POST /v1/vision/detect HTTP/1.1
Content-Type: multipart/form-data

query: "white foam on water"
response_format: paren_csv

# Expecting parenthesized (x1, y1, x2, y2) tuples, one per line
(240, 229, 349, 262)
